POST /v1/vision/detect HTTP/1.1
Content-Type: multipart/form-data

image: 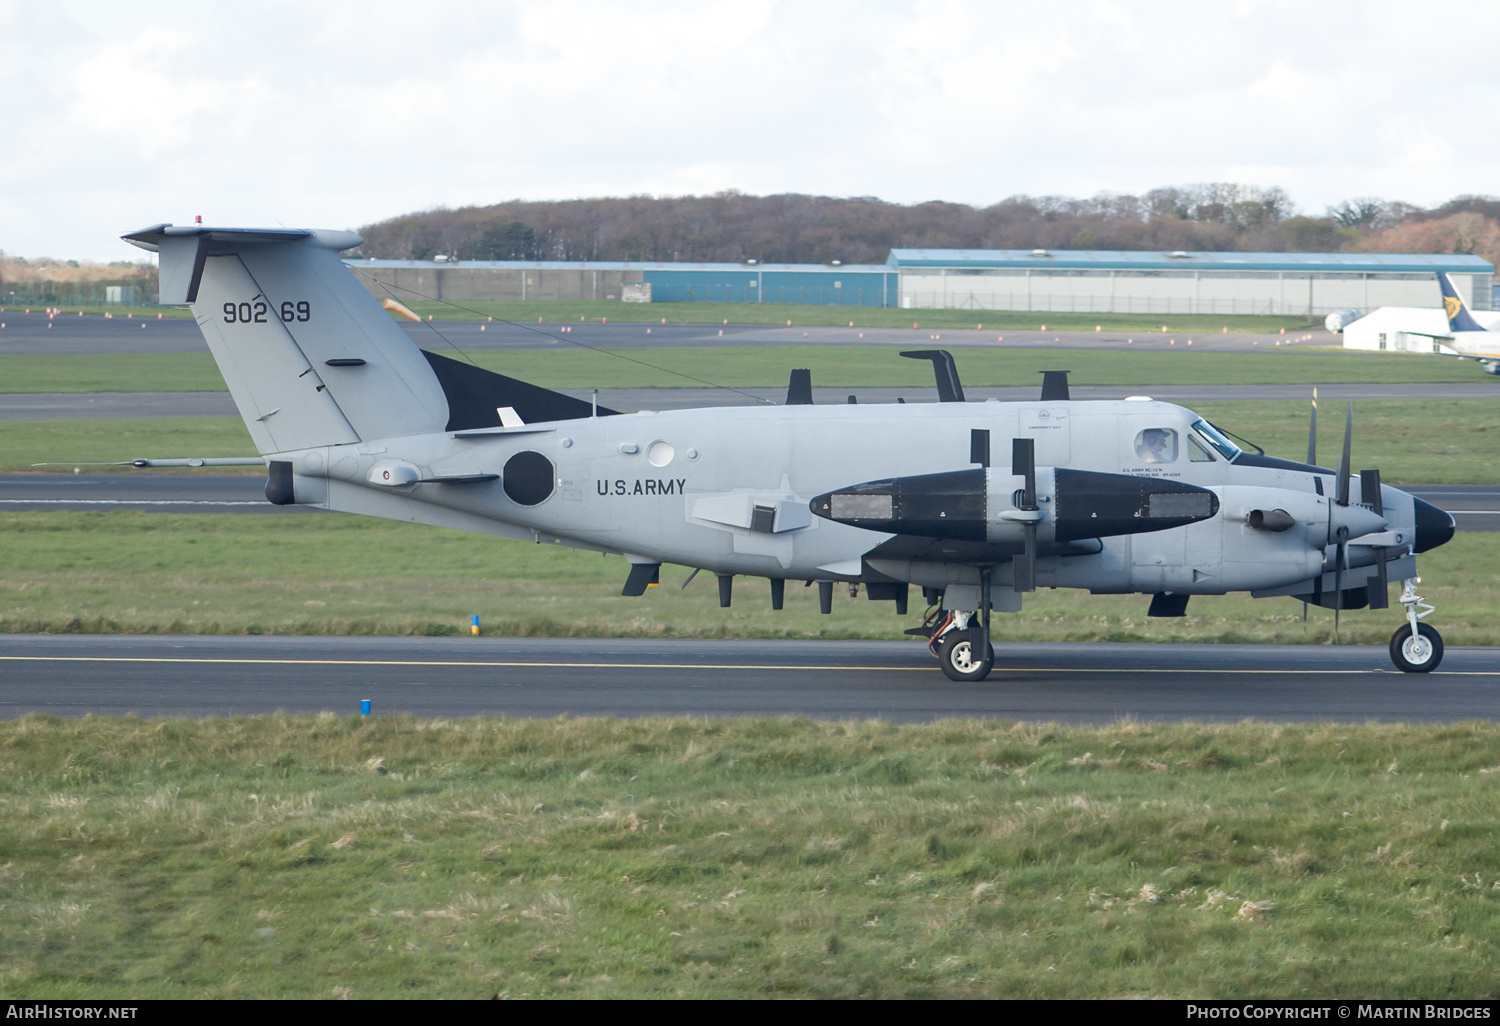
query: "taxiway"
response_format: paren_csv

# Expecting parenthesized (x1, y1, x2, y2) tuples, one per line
(0, 634, 1496, 723)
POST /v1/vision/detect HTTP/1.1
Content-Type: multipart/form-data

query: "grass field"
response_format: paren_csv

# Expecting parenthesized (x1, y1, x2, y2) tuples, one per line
(391, 298, 1317, 334)
(0, 511, 1492, 645)
(2, 715, 1497, 998)
(5, 396, 1495, 481)
(1, 346, 1495, 396)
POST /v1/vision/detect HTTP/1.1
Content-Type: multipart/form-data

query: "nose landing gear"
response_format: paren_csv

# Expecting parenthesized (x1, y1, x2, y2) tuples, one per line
(926, 608, 996, 682)
(1390, 577, 1442, 672)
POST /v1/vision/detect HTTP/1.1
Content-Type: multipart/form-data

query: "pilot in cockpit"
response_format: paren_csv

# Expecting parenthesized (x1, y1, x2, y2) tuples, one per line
(1135, 428, 1177, 464)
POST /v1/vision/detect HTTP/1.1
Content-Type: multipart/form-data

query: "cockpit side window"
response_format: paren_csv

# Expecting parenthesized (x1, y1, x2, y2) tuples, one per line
(1134, 428, 1178, 464)
(1187, 435, 1215, 462)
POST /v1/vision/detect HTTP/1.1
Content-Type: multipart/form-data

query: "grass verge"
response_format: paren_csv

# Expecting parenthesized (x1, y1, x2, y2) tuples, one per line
(1, 715, 1497, 998)
(1, 346, 1494, 396)
(0, 512, 1492, 644)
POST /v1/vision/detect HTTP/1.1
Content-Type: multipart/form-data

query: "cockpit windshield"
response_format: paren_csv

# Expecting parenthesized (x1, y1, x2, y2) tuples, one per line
(1192, 419, 1242, 462)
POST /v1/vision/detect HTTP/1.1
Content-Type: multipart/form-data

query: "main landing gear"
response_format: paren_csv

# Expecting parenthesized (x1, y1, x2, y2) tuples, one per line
(1390, 577, 1442, 672)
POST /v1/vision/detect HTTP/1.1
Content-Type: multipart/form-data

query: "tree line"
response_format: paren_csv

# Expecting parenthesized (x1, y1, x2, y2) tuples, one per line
(352, 186, 1500, 271)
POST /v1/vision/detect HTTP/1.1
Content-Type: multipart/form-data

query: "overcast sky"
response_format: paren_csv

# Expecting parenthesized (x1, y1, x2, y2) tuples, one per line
(4, 0, 1498, 261)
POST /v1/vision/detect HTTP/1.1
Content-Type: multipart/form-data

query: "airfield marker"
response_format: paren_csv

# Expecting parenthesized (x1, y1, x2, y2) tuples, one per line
(1187, 340, 1193, 346)
(480, 325, 485, 331)
(360, 699, 371, 717)
(1096, 325, 1101, 332)
(471, 615, 480, 636)
(1169, 339, 1174, 345)
(1040, 324, 1046, 330)
(1222, 326, 1227, 333)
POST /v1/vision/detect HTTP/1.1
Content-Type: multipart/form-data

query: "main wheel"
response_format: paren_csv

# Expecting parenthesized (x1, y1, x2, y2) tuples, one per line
(938, 630, 994, 682)
(1390, 622, 1443, 673)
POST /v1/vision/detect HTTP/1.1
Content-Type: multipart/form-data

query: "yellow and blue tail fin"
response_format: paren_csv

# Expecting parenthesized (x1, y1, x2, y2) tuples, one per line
(1437, 272, 1487, 333)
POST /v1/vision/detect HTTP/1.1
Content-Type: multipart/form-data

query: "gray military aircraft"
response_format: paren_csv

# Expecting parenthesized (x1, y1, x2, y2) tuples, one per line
(121, 224, 1457, 679)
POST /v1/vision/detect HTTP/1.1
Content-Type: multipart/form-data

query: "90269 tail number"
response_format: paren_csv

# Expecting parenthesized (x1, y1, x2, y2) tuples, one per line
(222, 301, 310, 323)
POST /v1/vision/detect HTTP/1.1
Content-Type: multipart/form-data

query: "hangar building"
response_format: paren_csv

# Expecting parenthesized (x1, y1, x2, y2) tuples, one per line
(347, 250, 1493, 315)
(887, 250, 1495, 317)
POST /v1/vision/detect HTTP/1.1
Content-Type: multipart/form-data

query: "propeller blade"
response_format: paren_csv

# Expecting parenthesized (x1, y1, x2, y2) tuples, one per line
(1359, 468, 1383, 517)
(1012, 437, 1037, 593)
(1336, 402, 1352, 507)
(1307, 387, 1318, 466)
(1012, 437, 1036, 508)
(1333, 526, 1348, 638)
(1360, 468, 1389, 609)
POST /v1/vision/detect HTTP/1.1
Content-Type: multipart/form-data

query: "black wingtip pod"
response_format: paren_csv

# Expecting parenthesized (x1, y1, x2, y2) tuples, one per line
(1053, 469, 1218, 543)
(810, 469, 987, 541)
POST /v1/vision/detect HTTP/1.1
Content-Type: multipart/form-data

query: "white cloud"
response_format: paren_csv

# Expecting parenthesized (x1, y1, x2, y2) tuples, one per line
(3, 0, 1499, 259)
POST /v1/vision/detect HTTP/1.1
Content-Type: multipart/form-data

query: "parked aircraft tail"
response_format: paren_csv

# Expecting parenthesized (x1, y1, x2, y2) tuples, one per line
(122, 224, 612, 454)
(1436, 272, 1488, 334)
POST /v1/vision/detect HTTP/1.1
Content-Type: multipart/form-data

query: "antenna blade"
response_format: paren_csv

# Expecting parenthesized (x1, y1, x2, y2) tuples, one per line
(1336, 402, 1353, 506)
(1307, 387, 1317, 465)
(785, 368, 813, 405)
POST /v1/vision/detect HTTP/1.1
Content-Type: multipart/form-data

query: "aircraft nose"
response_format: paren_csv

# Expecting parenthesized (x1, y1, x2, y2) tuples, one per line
(1413, 496, 1456, 552)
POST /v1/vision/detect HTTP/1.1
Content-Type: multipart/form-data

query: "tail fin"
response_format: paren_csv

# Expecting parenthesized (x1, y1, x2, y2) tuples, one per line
(1437, 272, 1487, 333)
(124, 224, 447, 453)
(122, 224, 614, 453)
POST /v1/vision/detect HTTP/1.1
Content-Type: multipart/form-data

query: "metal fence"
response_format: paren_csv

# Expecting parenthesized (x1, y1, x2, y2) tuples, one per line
(649, 282, 888, 306)
(0, 281, 160, 307)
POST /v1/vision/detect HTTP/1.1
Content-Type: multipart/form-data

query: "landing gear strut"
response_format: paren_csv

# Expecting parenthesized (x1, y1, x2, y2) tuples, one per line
(1390, 576, 1442, 672)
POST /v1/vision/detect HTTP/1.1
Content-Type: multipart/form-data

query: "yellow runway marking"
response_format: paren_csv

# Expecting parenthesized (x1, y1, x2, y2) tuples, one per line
(0, 656, 1496, 675)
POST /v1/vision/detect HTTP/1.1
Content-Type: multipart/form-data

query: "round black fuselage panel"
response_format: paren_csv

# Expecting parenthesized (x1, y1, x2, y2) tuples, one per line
(503, 451, 555, 506)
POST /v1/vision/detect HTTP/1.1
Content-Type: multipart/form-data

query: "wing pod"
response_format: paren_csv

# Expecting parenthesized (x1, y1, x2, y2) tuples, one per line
(810, 467, 1219, 544)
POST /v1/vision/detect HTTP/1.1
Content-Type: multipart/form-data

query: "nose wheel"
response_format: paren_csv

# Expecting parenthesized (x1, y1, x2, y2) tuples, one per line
(1390, 623, 1443, 673)
(1391, 577, 1442, 673)
(937, 629, 995, 682)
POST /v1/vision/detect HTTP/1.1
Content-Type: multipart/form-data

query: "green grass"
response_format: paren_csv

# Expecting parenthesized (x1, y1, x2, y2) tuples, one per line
(395, 298, 1316, 333)
(2, 346, 1495, 396)
(1, 715, 1497, 998)
(2, 418, 257, 471)
(5, 396, 1495, 480)
(0, 512, 1493, 645)
(0, 354, 227, 394)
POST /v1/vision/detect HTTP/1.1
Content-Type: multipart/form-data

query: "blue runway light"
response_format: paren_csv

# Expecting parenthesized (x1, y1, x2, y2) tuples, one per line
(360, 699, 371, 717)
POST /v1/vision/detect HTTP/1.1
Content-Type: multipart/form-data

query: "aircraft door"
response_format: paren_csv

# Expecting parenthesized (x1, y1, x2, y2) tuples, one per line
(1018, 406, 1070, 465)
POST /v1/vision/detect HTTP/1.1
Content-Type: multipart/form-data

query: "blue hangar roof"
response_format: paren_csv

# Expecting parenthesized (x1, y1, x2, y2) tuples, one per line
(886, 249, 1496, 274)
(347, 258, 889, 273)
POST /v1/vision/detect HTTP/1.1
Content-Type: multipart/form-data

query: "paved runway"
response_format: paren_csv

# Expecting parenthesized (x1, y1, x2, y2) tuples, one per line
(2, 474, 1492, 529)
(0, 311, 1311, 354)
(0, 634, 1494, 722)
